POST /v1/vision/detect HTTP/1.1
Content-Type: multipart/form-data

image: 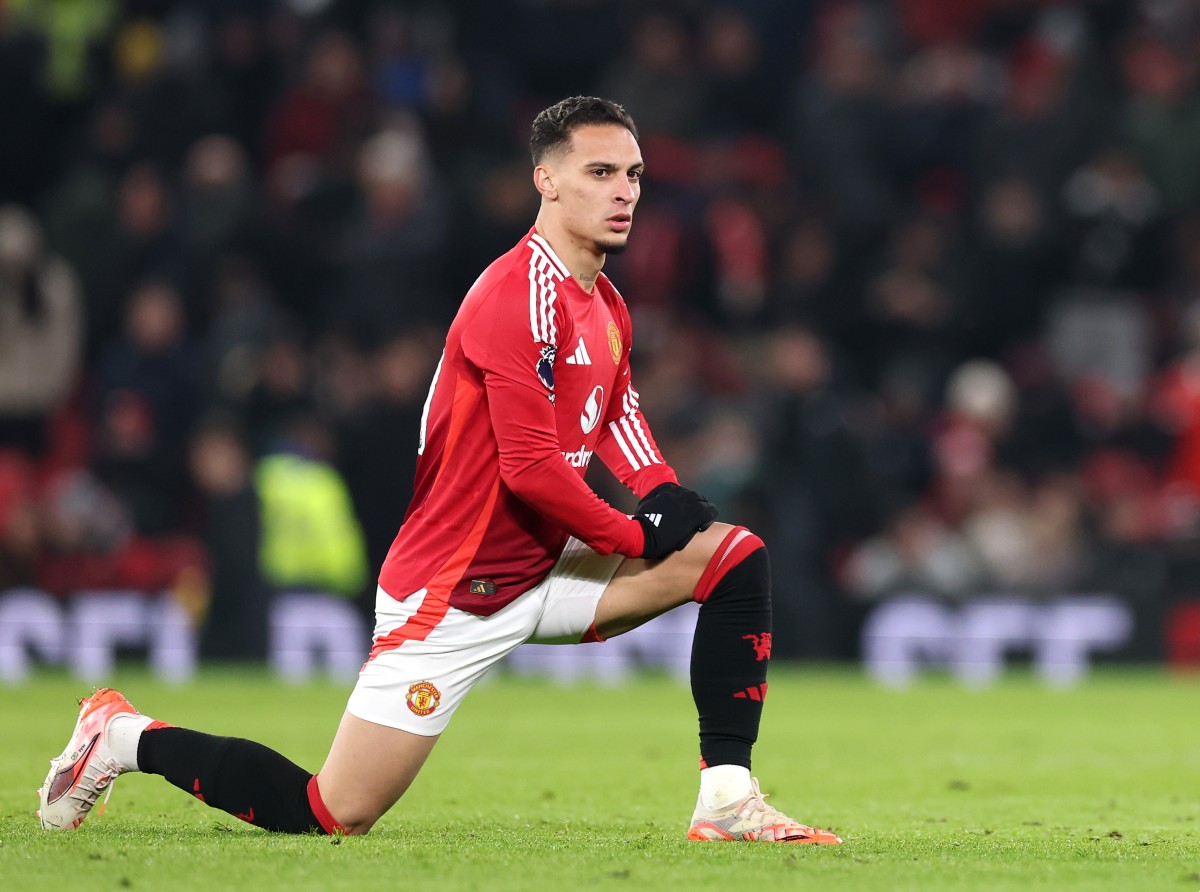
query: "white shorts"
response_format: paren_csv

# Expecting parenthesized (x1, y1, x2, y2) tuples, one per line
(346, 537, 623, 735)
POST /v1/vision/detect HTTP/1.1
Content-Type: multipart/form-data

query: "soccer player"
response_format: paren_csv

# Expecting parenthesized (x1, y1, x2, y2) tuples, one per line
(38, 97, 841, 845)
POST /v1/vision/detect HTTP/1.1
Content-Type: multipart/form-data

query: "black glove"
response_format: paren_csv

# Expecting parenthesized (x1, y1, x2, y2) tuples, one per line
(634, 483, 718, 560)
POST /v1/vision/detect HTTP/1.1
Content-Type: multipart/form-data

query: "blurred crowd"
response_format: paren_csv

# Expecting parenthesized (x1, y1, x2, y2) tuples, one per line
(3, 0, 1200, 660)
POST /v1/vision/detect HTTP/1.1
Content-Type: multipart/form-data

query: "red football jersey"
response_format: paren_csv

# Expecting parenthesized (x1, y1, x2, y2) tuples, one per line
(377, 228, 678, 616)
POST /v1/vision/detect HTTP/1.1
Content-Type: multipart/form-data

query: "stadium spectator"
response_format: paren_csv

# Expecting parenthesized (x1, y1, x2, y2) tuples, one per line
(786, 1, 896, 234)
(0, 450, 40, 591)
(961, 175, 1064, 356)
(843, 501, 987, 601)
(330, 119, 452, 340)
(98, 279, 197, 434)
(598, 11, 704, 140)
(85, 164, 181, 357)
(1120, 29, 1200, 214)
(239, 328, 318, 455)
(254, 414, 368, 603)
(262, 29, 374, 176)
(187, 413, 268, 663)
(38, 98, 138, 302)
(697, 6, 779, 136)
(0, 205, 84, 458)
(767, 215, 846, 333)
(176, 135, 256, 315)
(753, 326, 876, 656)
(335, 330, 440, 617)
(206, 10, 282, 153)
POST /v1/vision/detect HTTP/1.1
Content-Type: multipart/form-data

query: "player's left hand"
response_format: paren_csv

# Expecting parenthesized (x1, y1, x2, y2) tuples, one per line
(633, 483, 718, 559)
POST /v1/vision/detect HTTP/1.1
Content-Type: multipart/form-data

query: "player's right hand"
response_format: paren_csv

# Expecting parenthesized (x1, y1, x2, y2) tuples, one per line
(633, 483, 718, 560)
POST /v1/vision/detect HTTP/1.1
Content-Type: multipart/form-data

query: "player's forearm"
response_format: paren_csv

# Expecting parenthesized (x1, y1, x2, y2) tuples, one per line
(597, 378, 676, 497)
(596, 438, 679, 498)
(499, 452, 644, 557)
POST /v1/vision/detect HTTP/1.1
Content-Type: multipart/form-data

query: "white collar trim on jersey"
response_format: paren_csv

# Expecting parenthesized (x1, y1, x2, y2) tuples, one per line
(528, 232, 571, 280)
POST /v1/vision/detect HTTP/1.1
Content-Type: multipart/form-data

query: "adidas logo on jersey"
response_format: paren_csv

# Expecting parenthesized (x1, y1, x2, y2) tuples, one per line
(564, 338, 592, 365)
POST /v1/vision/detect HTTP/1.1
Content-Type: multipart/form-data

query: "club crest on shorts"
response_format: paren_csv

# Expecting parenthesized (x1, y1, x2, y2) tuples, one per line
(406, 681, 441, 716)
(607, 322, 622, 364)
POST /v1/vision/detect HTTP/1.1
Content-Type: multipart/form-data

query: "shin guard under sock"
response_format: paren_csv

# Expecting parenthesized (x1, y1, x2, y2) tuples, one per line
(138, 727, 338, 834)
(691, 529, 772, 770)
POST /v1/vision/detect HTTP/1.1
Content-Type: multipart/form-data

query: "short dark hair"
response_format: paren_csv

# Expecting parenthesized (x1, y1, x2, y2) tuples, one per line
(529, 96, 639, 165)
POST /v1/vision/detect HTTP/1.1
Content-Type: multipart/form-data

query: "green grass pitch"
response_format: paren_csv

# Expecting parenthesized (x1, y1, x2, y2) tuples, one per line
(1, 666, 1198, 890)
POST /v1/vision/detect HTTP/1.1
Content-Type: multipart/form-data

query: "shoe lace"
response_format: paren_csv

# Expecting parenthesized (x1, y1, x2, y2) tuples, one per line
(68, 755, 121, 818)
(738, 780, 810, 832)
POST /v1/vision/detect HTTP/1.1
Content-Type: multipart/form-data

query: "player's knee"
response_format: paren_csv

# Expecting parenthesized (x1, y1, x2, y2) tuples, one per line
(341, 819, 376, 836)
(311, 776, 389, 836)
(737, 539, 770, 596)
(330, 805, 383, 836)
(693, 525, 769, 604)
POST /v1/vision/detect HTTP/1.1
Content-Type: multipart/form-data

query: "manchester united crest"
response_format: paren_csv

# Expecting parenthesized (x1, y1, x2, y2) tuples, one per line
(406, 681, 441, 716)
(607, 321, 622, 364)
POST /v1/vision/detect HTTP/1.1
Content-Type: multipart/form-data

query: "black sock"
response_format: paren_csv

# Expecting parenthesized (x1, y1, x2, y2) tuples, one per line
(691, 544, 772, 769)
(138, 727, 326, 834)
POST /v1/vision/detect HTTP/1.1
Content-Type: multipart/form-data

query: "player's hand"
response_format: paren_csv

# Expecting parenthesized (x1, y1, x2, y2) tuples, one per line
(634, 483, 718, 560)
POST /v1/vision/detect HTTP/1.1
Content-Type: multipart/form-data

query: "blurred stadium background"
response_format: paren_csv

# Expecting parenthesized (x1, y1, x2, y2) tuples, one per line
(3, 0, 1200, 688)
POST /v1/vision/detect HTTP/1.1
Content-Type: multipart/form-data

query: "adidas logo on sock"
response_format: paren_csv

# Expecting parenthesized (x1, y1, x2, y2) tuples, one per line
(733, 683, 768, 702)
(564, 338, 592, 365)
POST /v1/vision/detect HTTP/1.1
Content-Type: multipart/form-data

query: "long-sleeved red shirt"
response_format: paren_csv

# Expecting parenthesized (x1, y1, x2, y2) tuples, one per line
(377, 228, 677, 616)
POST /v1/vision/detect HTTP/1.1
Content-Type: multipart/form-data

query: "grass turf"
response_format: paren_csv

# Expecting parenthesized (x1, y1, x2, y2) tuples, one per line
(1, 666, 1198, 890)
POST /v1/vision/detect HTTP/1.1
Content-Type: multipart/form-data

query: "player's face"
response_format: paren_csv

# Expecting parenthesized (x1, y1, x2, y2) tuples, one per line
(551, 124, 643, 255)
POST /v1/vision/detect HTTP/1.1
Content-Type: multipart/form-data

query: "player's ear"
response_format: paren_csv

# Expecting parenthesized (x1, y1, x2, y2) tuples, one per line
(534, 165, 557, 200)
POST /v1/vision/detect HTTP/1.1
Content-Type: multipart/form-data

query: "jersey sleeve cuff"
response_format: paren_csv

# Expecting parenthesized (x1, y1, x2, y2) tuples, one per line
(618, 516, 645, 558)
(632, 465, 679, 499)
